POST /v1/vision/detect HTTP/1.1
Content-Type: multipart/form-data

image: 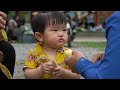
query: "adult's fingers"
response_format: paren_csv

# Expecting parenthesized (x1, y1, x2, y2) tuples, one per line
(64, 56, 72, 65)
(72, 50, 85, 60)
(0, 11, 7, 21)
(92, 55, 100, 63)
(0, 23, 5, 29)
(0, 18, 6, 25)
(92, 53, 103, 63)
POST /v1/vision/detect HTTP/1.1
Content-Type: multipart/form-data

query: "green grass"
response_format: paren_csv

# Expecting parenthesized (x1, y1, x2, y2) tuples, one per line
(73, 42, 106, 51)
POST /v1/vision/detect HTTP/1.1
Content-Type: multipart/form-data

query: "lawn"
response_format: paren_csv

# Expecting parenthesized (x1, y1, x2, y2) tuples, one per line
(72, 41, 106, 51)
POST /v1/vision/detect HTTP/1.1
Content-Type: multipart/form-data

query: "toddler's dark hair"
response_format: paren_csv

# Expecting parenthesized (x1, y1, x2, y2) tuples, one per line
(31, 11, 66, 34)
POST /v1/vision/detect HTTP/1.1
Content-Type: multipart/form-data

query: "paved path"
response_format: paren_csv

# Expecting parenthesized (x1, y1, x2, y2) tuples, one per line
(73, 36, 106, 42)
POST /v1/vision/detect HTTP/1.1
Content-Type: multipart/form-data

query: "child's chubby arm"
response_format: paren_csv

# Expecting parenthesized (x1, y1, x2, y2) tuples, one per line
(24, 61, 54, 79)
(51, 65, 81, 79)
(24, 66, 43, 79)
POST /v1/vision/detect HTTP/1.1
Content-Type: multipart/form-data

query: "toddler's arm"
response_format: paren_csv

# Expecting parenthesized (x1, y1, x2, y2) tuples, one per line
(24, 61, 54, 79)
(24, 66, 43, 79)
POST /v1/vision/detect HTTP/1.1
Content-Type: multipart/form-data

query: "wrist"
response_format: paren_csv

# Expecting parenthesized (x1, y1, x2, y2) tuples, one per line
(38, 66, 44, 76)
(64, 69, 80, 79)
(61, 69, 69, 79)
(79, 57, 86, 61)
(64, 69, 73, 79)
(75, 57, 88, 74)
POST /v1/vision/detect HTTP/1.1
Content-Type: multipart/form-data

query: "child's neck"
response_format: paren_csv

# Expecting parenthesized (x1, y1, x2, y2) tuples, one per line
(43, 46, 57, 60)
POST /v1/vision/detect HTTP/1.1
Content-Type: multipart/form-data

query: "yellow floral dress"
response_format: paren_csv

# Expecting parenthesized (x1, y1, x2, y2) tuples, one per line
(24, 43, 72, 79)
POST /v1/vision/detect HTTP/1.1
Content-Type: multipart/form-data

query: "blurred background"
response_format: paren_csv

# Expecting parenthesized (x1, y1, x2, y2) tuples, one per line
(6, 11, 114, 79)
(6, 11, 114, 44)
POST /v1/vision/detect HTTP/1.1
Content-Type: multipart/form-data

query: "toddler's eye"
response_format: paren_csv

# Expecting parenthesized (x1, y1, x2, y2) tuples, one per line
(52, 29, 57, 31)
(63, 29, 67, 31)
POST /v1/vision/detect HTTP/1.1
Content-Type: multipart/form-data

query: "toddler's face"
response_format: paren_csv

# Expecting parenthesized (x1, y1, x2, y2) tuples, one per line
(42, 24, 68, 49)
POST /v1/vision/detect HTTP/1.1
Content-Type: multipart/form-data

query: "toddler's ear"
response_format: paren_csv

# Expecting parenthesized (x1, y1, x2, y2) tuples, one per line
(34, 32, 43, 42)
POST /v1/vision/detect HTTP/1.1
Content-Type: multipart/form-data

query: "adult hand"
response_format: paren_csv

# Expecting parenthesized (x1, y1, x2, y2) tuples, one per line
(0, 11, 7, 30)
(92, 52, 104, 63)
(64, 50, 85, 72)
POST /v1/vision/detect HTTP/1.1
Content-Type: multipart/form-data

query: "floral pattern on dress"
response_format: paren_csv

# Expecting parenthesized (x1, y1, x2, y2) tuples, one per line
(57, 47, 65, 53)
(28, 54, 35, 62)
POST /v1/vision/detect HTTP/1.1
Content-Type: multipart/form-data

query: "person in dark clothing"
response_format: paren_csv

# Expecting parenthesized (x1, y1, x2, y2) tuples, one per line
(0, 11, 16, 79)
(0, 41, 15, 79)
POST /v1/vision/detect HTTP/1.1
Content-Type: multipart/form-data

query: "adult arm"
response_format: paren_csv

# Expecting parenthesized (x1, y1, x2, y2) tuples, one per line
(76, 11, 120, 79)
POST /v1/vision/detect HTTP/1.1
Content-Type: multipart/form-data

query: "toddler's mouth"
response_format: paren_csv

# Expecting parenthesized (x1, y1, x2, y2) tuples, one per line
(58, 38, 64, 42)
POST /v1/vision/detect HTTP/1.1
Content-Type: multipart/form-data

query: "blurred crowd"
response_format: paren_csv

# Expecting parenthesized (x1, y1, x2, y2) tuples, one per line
(6, 12, 26, 43)
(6, 11, 110, 44)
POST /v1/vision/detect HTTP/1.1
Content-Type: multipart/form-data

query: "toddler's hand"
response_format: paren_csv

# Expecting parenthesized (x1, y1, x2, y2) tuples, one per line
(40, 61, 54, 74)
(51, 65, 66, 79)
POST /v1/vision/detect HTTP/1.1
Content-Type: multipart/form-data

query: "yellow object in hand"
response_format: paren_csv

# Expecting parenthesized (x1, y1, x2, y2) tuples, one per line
(64, 49, 72, 57)
(51, 60, 57, 68)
